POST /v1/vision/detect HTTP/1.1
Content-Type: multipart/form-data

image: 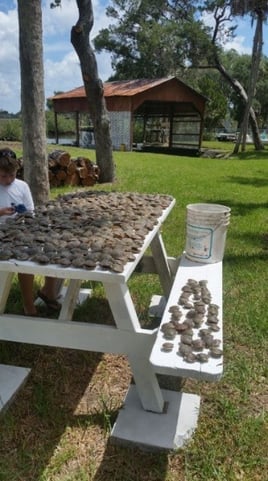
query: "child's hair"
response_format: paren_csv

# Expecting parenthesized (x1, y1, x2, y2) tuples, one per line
(0, 148, 19, 173)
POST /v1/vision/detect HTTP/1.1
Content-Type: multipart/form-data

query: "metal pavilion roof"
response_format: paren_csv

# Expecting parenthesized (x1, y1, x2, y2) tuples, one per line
(51, 76, 206, 101)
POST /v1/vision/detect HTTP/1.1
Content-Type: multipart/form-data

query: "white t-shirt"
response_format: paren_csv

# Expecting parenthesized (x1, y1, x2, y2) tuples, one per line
(0, 178, 34, 223)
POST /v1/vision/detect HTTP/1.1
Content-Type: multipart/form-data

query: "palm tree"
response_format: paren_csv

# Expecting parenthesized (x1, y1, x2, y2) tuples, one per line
(231, 1, 268, 16)
(231, 1, 268, 152)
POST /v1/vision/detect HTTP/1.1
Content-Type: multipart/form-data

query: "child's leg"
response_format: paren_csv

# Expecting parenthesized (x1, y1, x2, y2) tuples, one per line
(37, 277, 62, 310)
(41, 277, 61, 299)
(18, 273, 38, 315)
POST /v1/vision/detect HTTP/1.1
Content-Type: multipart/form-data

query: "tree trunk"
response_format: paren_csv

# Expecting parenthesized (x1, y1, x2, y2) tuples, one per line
(240, 11, 264, 152)
(17, 0, 49, 205)
(210, 4, 263, 153)
(71, 0, 115, 183)
(213, 56, 263, 152)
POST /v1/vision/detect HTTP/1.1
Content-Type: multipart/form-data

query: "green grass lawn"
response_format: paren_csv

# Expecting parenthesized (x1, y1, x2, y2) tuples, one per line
(0, 143, 267, 481)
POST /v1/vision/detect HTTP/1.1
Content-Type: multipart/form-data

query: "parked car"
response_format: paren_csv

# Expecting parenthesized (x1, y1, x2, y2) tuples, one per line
(216, 132, 237, 142)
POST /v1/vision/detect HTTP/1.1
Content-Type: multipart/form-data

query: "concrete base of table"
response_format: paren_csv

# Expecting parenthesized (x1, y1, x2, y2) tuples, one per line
(111, 385, 200, 451)
(0, 364, 31, 414)
(148, 294, 166, 319)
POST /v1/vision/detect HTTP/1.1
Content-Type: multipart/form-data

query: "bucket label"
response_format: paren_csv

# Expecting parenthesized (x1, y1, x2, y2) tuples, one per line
(186, 224, 213, 259)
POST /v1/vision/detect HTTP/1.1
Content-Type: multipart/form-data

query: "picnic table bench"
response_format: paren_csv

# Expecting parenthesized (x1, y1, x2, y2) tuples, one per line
(150, 254, 223, 382)
(112, 253, 223, 449)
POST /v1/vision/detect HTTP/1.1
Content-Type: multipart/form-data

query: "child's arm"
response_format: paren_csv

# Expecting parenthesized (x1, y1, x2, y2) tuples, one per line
(0, 206, 15, 217)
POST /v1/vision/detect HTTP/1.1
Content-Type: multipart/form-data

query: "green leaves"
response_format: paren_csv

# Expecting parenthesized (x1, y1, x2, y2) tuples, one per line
(93, 0, 204, 79)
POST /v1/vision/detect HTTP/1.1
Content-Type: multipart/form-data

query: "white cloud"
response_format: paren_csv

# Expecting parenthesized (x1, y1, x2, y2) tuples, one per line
(43, 0, 78, 36)
(1, 1, 266, 113)
(45, 52, 82, 98)
(224, 35, 252, 55)
(0, 0, 113, 113)
(43, 0, 113, 102)
(0, 9, 18, 64)
(0, 8, 20, 112)
(44, 49, 113, 102)
(42, 0, 113, 103)
(200, 10, 254, 55)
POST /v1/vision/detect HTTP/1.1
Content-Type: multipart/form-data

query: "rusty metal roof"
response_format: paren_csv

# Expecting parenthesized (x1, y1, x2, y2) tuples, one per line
(104, 77, 174, 96)
(52, 76, 187, 100)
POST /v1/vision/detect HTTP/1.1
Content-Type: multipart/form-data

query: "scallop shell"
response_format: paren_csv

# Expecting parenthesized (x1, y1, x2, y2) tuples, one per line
(0, 249, 12, 260)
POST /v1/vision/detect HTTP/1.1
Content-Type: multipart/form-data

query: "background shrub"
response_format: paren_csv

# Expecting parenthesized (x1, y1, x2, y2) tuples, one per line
(0, 119, 22, 141)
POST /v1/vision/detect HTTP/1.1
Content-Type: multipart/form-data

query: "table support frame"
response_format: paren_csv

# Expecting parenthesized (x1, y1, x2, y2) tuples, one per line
(0, 200, 210, 450)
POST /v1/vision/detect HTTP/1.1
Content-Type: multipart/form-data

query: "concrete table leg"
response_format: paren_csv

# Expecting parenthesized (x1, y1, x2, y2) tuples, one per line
(111, 385, 200, 450)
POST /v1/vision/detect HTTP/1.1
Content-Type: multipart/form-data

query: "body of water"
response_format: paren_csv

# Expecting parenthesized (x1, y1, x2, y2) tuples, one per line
(47, 136, 77, 146)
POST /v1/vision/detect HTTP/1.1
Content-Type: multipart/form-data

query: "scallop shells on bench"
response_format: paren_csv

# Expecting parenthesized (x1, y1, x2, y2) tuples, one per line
(0, 191, 173, 273)
(161, 278, 222, 364)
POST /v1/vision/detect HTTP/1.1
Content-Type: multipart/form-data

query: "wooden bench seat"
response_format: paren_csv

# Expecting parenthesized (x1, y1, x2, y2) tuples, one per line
(150, 254, 223, 382)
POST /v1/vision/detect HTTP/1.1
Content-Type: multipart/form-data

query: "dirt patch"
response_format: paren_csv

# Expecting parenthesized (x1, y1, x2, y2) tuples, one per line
(200, 148, 231, 158)
(0, 140, 23, 151)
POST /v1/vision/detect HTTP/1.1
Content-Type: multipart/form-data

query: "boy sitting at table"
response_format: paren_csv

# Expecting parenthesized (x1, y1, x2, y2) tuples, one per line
(0, 147, 60, 316)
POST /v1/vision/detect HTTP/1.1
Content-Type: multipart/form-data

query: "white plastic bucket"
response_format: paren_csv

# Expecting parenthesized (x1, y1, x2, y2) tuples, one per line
(185, 203, 231, 263)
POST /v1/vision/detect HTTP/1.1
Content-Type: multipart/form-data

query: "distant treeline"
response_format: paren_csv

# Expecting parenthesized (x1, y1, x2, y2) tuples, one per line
(0, 112, 76, 141)
(0, 110, 19, 119)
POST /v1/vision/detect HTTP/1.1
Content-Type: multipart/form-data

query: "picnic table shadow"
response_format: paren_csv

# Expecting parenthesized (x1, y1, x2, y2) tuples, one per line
(0, 347, 171, 481)
(0, 298, 172, 480)
(0, 341, 104, 476)
(93, 439, 170, 481)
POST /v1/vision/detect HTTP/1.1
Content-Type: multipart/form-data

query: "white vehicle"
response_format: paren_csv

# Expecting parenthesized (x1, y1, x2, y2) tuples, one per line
(216, 132, 237, 142)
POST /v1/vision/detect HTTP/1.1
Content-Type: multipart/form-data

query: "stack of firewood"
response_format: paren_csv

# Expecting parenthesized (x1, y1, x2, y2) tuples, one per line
(17, 150, 100, 187)
(48, 150, 100, 187)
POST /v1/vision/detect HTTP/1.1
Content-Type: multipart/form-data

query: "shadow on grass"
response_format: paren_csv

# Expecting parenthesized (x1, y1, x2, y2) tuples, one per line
(225, 175, 268, 188)
(0, 351, 171, 481)
(93, 441, 169, 481)
(205, 198, 268, 216)
(0, 294, 114, 479)
(0, 290, 172, 481)
(225, 231, 268, 252)
(63, 410, 170, 481)
(224, 251, 268, 265)
(0, 344, 105, 478)
(235, 149, 268, 160)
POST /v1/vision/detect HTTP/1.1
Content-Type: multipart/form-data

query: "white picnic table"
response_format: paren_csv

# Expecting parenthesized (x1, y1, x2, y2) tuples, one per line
(0, 194, 223, 450)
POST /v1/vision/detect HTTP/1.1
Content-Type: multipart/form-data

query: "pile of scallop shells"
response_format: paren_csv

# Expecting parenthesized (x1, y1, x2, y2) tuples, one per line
(0, 191, 173, 273)
(161, 279, 222, 363)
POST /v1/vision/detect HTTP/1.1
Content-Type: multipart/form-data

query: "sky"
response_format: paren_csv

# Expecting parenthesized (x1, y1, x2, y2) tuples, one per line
(0, 0, 267, 114)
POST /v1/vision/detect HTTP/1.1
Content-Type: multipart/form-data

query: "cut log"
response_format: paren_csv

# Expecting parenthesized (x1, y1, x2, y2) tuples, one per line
(81, 176, 97, 186)
(48, 158, 58, 169)
(49, 172, 58, 187)
(49, 150, 71, 166)
(66, 162, 77, 175)
(76, 157, 87, 167)
(76, 166, 88, 179)
(56, 170, 67, 182)
(65, 172, 80, 186)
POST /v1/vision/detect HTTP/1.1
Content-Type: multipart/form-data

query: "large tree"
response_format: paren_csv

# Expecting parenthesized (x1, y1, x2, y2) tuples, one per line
(17, 0, 49, 205)
(71, 0, 115, 183)
(231, 0, 268, 152)
(203, 2, 261, 149)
